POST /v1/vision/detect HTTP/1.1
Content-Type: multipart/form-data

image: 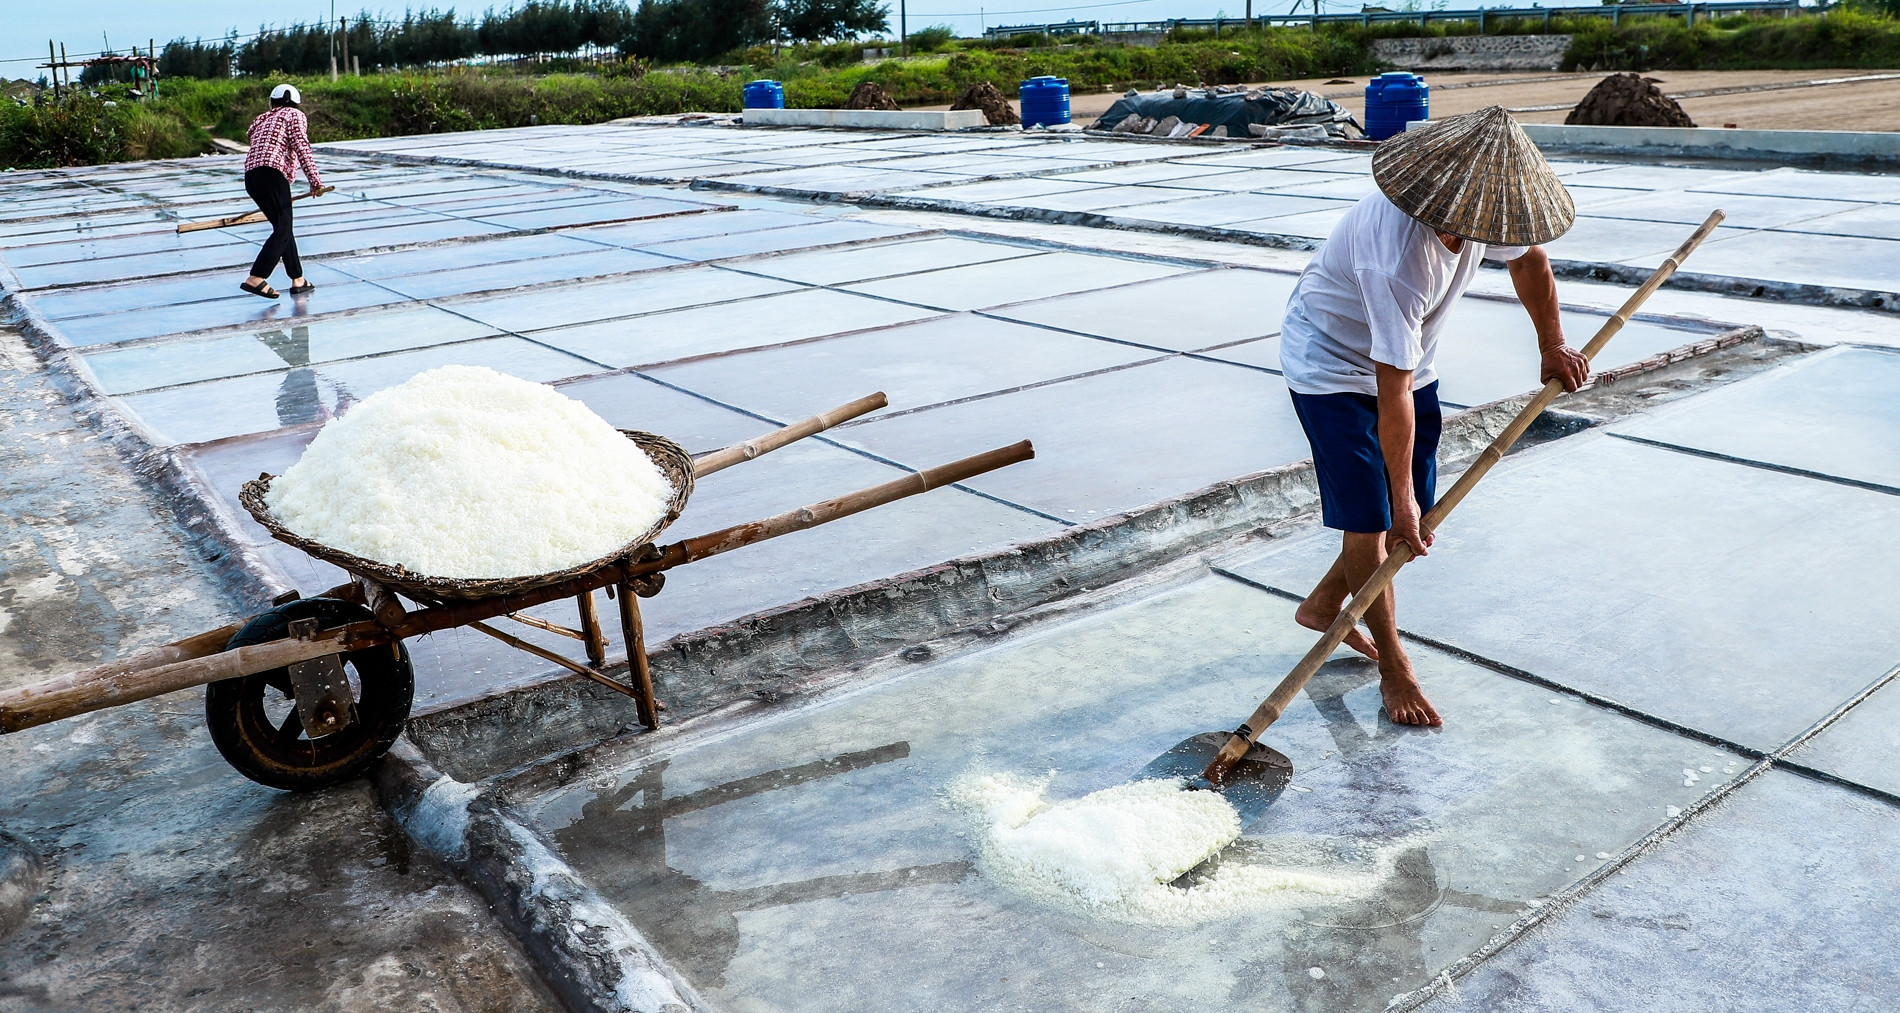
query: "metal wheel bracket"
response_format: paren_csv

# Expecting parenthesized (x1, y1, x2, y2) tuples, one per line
(286, 618, 357, 738)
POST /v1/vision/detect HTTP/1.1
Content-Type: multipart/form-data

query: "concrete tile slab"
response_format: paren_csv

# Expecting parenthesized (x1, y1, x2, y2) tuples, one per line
(1687, 165, 1900, 203)
(717, 165, 968, 192)
(527, 576, 1722, 1012)
(0, 228, 242, 268)
(1545, 218, 1748, 266)
(649, 312, 1155, 417)
(731, 236, 1037, 286)
(1581, 190, 1869, 231)
(531, 287, 943, 368)
(1158, 167, 1352, 193)
(1433, 771, 1900, 1013)
(1145, 147, 1364, 170)
(377, 247, 677, 299)
(117, 337, 598, 445)
(78, 307, 502, 393)
(1228, 207, 1352, 239)
(1771, 200, 1900, 241)
(1628, 229, 1900, 292)
(1052, 161, 1232, 186)
(50, 281, 414, 347)
(566, 208, 815, 249)
(469, 197, 710, 231)
(1111, 192, 1351, 228)
(293, 219, 514, 256)
(555, 371, 776, 455)
(842, 251, 1186, 311)
(1268, 175, 1382, 200)
(908, 178, 1111, 204)
(1427, 299, 1714, 407)
(26, 263, 358, 320)
(1000, 185, 1210, 213)
(1611, 345, 1900, 490)
(1790, 679, 1900, 799)
(837, 355, 1309, 518)
(988, 267, 1299, 349)
(12, 246, 254, 288)
(320, 232, 603, 280)
(1219, 434, 1900, 751)
(1560, 164, 1755, 191)
(448, 266, 796, 333)
(643, 219, 920, 262)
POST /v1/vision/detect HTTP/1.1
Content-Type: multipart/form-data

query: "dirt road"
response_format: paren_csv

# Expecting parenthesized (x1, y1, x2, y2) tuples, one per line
(941, 69, 1900, 132)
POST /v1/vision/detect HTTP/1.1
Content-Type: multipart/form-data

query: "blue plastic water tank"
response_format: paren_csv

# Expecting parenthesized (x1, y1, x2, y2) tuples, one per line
(1019, 76, 1071, 128)
(1364, 72, 1429, 141)
(743, 80, 785, 109)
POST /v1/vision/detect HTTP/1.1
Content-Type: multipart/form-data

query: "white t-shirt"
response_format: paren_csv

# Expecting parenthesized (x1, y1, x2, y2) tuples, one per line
(1279, 193, 1527, 396)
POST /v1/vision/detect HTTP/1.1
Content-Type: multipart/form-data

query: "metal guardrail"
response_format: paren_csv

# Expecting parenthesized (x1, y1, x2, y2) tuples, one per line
(983, 0, 1802, 38)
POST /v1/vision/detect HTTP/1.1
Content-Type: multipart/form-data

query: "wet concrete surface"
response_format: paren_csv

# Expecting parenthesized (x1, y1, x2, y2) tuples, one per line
(522, 574, 1735, 1012)
(0, 321, 562, 1012)
(1221, 432, 1900, 753)
(1429, 770, 1900, 1012)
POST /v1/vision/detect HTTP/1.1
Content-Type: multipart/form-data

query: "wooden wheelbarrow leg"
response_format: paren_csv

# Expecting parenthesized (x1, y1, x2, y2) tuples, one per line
(576, 592, 608, 668)
(617, 579, 661, 729)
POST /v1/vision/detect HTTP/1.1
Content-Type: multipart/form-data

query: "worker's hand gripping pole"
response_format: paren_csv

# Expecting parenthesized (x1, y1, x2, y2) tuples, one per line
(1202, 210, 1727, 785)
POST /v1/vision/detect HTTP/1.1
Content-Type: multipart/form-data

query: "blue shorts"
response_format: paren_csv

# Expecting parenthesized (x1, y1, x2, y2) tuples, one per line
(1288, 381, 1442, 534)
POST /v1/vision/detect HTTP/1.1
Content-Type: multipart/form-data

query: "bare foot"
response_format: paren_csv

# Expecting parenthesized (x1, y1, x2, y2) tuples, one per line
(1379, 652, 1442, 726)
(1295, 599, 1379, 661)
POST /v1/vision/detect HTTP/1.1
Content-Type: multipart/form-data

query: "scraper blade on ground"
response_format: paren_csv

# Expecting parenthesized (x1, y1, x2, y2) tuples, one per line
(1135, 211, 1727, 824)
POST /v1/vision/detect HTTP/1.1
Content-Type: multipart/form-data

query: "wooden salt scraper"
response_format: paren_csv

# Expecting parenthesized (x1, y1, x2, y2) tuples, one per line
(1138, 210, 1728, 825)
(176, 186, 334, 233)
(0, 390, 1034, 791)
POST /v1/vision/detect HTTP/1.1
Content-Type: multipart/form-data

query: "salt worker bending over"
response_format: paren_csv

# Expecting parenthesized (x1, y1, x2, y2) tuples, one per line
(239, 84, 324, 299)
(1279, 106, 1586, 726)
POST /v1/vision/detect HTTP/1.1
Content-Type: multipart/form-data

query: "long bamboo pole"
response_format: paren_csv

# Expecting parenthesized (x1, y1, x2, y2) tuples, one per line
(1201, 210, 1727, 784)
(691, 392, 888, 477)
(176, 186, 334, 233)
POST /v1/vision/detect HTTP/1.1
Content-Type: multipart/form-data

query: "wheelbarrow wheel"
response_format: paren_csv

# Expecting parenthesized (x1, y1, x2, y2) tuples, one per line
(206, 597, 414, 791)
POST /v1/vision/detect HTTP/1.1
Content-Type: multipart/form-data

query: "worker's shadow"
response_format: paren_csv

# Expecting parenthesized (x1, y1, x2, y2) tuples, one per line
(551, 741, 970, 988)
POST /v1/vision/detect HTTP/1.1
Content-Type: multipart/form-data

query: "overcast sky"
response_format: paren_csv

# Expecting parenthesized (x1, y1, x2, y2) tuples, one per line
(7, 0, 1675, 75)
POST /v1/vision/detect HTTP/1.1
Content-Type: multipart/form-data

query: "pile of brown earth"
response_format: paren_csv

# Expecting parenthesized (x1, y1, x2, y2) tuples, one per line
(950, 81, 1019, 125)
(1566, 73, 1697, 128)
(844, 81, 901, 111)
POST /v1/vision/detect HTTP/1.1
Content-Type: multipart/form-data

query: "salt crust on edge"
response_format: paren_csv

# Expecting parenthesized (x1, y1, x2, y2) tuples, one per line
(949, 772, 1378, 926)
(267, 365, 674, 579)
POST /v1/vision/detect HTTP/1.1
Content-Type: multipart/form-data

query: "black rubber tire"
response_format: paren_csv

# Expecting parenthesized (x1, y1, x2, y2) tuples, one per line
(206, 597, 413, 791)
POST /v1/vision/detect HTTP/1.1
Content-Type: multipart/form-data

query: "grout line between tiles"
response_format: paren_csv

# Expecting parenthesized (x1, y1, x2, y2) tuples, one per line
(1605, 432, 1900, 498)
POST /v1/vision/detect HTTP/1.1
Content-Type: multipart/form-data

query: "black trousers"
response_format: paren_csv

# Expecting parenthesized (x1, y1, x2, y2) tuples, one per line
(244, 166, 302, 280)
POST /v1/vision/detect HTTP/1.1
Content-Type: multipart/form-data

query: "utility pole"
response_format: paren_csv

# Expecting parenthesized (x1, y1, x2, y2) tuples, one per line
(340, 17, 350, 76)
(47, 40, 59, 100)
(901, 0, 908, 57)
(330, 0, 339, 81)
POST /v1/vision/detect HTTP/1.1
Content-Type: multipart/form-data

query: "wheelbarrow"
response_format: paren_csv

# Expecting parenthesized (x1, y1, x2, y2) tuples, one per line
(0, 392, 1034, 790)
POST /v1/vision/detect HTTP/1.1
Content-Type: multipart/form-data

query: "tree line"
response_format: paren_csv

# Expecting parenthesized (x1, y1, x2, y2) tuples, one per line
(157, 0, 889, 77)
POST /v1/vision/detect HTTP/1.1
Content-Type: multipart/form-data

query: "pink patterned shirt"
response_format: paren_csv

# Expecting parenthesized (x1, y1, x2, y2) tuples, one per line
(244, 106, 324, 189)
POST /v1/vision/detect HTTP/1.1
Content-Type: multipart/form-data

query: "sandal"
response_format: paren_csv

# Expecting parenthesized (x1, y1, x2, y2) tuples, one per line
(240, 279, 280, 299)
(287, 281, 317, 295)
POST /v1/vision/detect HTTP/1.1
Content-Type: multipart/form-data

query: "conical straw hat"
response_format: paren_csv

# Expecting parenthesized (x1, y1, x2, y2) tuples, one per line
(1372, 105, 1575, 246)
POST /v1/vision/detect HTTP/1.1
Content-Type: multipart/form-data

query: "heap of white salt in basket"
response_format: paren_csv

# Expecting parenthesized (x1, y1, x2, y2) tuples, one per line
(267, 365, 674, 579)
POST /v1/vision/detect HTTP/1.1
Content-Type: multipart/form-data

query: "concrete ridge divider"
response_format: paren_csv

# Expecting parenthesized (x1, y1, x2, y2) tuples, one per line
(1519, 122, 1900, 168)
(373, 740, 706, 1013)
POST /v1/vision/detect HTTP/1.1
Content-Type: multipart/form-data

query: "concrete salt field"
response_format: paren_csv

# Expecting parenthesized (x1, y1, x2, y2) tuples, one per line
(3, 121, 1900, 1011)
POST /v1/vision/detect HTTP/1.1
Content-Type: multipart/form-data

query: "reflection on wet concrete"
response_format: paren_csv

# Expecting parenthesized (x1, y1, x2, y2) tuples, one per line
(258, 325, 357, 429)
(551, 742, 970, 986)
(1273, 659, 1520, 1010)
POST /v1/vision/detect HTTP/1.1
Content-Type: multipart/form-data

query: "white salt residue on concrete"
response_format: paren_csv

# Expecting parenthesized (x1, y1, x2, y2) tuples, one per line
(268, 365, 674, 578)
(948, 772, 1375, 926)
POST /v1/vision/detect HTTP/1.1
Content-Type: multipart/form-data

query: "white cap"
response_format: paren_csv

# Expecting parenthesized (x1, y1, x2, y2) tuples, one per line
(271, 83, 302, 105)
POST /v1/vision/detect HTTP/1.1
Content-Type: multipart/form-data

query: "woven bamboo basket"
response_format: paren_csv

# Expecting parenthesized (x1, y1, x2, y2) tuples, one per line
(239, 430, 695, 603)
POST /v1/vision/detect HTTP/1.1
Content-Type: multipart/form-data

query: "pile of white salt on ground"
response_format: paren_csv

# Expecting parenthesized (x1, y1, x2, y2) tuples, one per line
(949, 773, 1376, 925)
(266, 365, 675, 579)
